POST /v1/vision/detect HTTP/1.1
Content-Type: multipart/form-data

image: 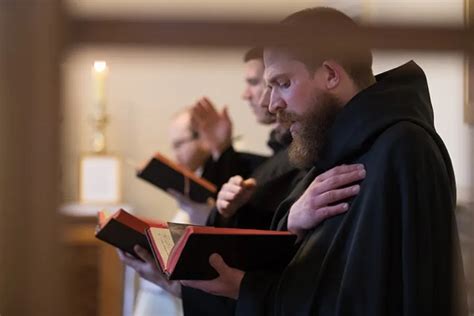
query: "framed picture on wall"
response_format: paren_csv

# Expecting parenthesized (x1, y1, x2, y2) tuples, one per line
(79, 154, 122, 204)
(465, 0, 474, 124)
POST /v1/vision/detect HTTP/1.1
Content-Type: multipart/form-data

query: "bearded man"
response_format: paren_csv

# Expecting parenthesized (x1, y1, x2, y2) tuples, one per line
(183, 7, 467, 316)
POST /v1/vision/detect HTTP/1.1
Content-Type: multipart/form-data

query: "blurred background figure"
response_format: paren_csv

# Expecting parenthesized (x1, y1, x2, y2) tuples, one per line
(132, 108, 212, 316)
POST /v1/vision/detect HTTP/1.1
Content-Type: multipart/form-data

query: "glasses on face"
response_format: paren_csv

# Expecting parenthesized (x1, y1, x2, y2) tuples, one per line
(171, 131, 199, 150)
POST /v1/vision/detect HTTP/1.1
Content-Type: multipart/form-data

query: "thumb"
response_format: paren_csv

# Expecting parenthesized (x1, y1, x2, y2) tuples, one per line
(167, 188, 182, 199)
(222, 106, 231, 122)
(208, 253, 228, 274)
(229, 175, 244, 186)
(167, 189, 190, 204)
(242, 178, 257, 189)
(134, 245, 154, 263)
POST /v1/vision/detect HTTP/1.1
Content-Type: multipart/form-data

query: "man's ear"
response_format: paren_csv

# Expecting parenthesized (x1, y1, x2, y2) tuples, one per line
(321, 60, 342, 90)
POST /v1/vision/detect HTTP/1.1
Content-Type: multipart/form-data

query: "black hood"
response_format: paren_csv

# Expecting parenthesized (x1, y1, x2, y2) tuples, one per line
(315, 61, 450, 173)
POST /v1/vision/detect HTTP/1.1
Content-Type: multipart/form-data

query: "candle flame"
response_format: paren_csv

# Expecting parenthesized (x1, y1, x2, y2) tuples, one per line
(94, 61, 107, 72)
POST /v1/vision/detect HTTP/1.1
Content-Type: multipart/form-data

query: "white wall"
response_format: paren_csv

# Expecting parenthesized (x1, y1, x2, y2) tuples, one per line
(366, 0, 464, 26)
(372, 51, 473, 202)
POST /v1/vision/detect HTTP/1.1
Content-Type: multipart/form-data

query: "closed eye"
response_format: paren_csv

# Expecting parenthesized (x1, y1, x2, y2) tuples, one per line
(278, 80, 290, 88)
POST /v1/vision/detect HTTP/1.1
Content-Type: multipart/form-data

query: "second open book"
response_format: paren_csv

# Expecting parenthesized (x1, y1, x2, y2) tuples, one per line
(96, 209, 297, 280)
(136, 152, 217, 203)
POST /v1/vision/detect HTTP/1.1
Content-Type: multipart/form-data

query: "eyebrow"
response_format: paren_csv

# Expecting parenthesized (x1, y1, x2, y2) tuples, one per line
(246, 77, 260, 84)
(265, 73, 287, 86)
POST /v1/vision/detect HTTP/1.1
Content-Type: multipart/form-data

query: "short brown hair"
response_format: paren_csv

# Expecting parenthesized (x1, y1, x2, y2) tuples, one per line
(243, 47, 263, 62)
(278, 7, 374, 89)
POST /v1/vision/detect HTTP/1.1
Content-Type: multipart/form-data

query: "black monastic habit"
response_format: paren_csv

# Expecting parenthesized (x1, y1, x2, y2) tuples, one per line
(236, 61, 468, 316)
(183, 129, 306, 316)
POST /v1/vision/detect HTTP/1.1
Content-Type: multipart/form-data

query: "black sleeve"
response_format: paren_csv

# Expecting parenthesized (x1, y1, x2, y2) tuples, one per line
(206, 151, 306, 230)
(236, 123, 467, 316)
(201, 146, 268, 190)
(235, 270, 281, 315)
(232, 168, 305, 229)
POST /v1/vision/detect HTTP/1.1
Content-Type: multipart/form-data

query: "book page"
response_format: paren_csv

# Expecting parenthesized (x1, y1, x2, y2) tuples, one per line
(149, 227, 175, 269)
(167, 222, 192, 243)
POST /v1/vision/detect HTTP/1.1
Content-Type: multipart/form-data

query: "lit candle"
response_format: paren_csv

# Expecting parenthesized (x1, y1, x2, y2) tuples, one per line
(92, 61, 108, 115)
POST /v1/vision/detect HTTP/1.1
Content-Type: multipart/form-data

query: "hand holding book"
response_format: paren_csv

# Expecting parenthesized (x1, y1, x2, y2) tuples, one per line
(216, 175, 257, 218)
(96, 209, 297, 280)
(181, 253, 244, 300)
(118, 246, 182, 298)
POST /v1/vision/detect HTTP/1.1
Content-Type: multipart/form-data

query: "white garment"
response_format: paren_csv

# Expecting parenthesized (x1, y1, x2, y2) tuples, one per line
(171, 209, 192, 224)
(133, 210, 187, 316)
(134, 280, 183, 316)
(134, 167, 212, 316)
(133, 209, 189, 316)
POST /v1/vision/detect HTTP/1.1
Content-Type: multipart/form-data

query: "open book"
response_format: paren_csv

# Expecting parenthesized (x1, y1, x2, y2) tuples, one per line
(136, 152, 217, 203)
(95, 209, 297, 280)
(95, 209, 166, 259)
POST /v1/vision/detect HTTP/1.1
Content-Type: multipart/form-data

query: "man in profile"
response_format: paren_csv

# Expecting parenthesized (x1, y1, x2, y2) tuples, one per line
(183, 7, 467, 316)
(182, 46, 365, 316)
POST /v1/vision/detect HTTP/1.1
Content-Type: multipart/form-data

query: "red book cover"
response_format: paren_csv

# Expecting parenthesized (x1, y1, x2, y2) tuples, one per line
(146, 225, 297, 280)
(137, 152, 217, 203)
(95, 209, 166, 260)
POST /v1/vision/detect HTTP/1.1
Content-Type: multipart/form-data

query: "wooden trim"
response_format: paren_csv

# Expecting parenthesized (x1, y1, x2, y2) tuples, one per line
(98, 243, 124, 316)
(62, 223, 99, 245)
(0, 0, 65, 314)
(68, 16, 474, 52)
(465, 0, 474, 124)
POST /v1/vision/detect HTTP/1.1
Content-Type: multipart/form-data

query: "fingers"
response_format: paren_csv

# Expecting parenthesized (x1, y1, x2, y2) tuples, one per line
(167, 188, 194, 208)
(217, 177, 244, 199)
(311, 165, 366, 195)
(180, 279, 214, 292)
(199, 97, 218, 115)
(208, 253, 227, 274)
(221, 106, 231, 123)
(229, 175, 243, 186)
(242, 178, 257, 189)
(222, 181, 243, 195)
(118, 249, 143, 270)
(134, 245, 155, 264)
(117, 249, 126, 260)
(167, 189, 185, 200)
(313, 184, 360, 207)
(216, 176, 255, 216)
(311, 203, 349, 224)
(315, 169, 366, 195)
(216, 177, 253, 208)
(193, 97, 218, 121)
(180, 280, 193, 288)
(190, 98, 231, 135)
(192, 102, 207, 121)
(218, 190, 238, 201)
(314, 164, 364, 183)
(180, 254, 227, 292)
(191, 100, 212, 129)
(216, 199, 230, 213)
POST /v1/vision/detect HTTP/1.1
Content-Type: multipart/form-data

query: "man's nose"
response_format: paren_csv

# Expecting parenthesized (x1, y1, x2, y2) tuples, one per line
(268, 90, 285, 114)
(258, 87, 271, 109)
(241, 87, 251, 100)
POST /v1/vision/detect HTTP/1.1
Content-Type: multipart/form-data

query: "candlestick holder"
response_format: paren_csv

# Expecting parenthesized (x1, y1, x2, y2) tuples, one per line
(79, 61, 122, 204)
